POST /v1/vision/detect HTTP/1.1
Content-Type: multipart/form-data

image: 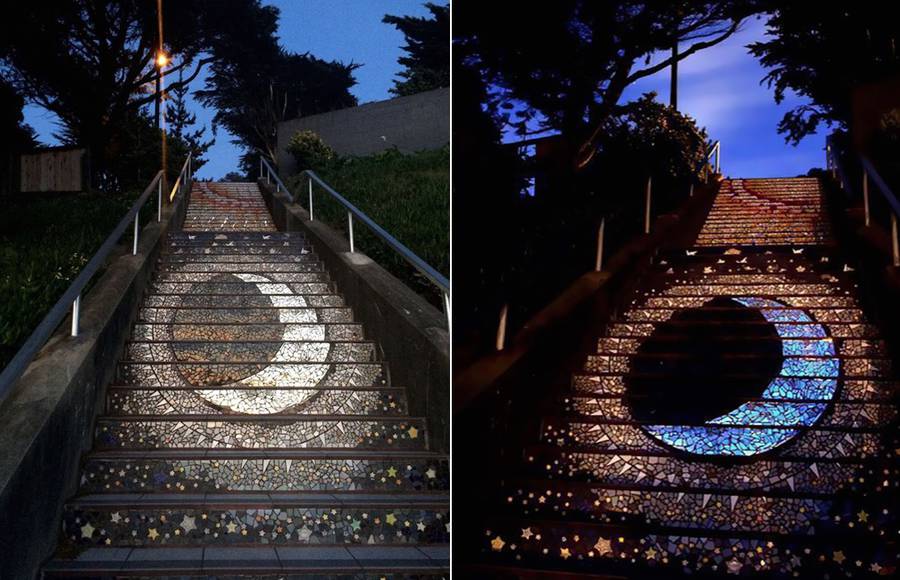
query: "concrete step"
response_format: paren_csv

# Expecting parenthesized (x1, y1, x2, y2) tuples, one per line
(80, 449, 448, 493)
(95, 415, 428, 450)
(160, 253, 319, 263)
(157, 261, 325, 273)
(44, 544, 449, 577)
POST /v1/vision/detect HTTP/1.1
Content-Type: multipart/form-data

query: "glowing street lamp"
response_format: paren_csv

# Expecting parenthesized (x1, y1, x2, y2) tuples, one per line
(154, 51, 168, 130)
(156, 52, 169, 68)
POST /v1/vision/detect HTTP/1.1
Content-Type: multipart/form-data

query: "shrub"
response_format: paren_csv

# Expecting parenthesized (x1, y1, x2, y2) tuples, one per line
(286, 130, 336, 172)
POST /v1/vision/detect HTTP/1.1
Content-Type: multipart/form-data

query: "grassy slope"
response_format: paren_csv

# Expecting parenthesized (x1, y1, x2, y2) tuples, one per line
(287, 147, 449, 306)
(0, 192, 137, 369)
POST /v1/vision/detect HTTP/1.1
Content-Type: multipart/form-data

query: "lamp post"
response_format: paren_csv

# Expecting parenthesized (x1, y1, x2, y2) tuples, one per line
(154, 52, 168, 131)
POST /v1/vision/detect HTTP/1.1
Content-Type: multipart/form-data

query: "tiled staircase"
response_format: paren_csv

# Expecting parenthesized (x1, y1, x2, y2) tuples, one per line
(472, 178, 898, 577)
(43, 182, 449, 578)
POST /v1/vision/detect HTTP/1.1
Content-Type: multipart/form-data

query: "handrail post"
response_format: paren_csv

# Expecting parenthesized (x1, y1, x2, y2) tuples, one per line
(715, 142, 720, 174)
(496, 304, 509, 351)
(644, 176, 652, 234)
(348, 211, 355, 252)
(260, 158, 264, 180)
(308, 177, 314, 221)
(689, 183, 694, 198)
(71, 294, 80, 337)
(892, 213, 900, 267)
(157, 176, 162, 222)
(863, 169, 871, 227)
(595, 217, 605, 272)
(132, 214, 139, 255)
(443, 292, 451, 321)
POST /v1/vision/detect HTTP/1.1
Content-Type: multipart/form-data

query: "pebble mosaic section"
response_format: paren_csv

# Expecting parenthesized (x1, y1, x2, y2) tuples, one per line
(482, 178, 899, 577)
(47, 185, 447, 575)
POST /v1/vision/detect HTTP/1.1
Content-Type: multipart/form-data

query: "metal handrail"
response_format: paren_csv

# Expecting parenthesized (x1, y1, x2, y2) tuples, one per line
(825, 134, 899, 266)
(259, 157, 450, 317)
(706, 140, 721, 174)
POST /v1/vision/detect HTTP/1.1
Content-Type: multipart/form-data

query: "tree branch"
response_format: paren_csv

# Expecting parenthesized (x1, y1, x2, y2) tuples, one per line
(130, 57, 213, 107)
(625, 19, 741, 85)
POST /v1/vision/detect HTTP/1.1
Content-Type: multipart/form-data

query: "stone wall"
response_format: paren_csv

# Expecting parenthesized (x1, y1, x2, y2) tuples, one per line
(276, 88, 449, 174)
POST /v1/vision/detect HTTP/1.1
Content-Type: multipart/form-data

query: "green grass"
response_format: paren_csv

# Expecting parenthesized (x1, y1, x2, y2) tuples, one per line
(0, 192, 140, 370)
(286, 147, 449, 307)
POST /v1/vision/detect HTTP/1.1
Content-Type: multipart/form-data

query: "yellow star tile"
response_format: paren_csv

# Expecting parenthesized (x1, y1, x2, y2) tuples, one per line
(521, 527, 533, 540)
(594, 536, 612, 555)
(560, 547, 571, 560)
(387, 466, 397, 478)
(408, 426, 419, 439)
(386, 513, 397, 525)
(858, 510, 869, 522)
(491, 536, 506, 551)
(148, 528, 159, 540)
(833, 550, 846, 564)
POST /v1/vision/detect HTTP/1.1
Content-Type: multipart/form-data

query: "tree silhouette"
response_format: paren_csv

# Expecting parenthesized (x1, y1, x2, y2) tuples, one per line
(749, 5, 900, 144)
(456, 1, 763, 168)
(383, 2, 450, 97)
(165, 71, 214, 172)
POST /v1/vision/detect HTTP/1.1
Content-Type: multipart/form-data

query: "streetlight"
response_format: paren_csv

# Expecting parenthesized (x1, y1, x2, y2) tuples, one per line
(154, 50, 168, 130)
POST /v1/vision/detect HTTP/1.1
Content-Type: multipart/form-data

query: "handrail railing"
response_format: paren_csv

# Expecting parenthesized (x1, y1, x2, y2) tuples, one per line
(0, 153, 193, 408)
(259, 157, 450, 318)
(706, 140, 721, 174)
(825, 134, 899, 266)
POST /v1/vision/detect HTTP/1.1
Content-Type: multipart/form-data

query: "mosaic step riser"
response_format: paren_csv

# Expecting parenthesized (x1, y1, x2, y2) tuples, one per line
(164, 247, 313, 256)
(584, 354, 892, 377)
(154, 273, 333, 284)
(124, 341, 376, 363)
(132, 323, 366, 343)
(117, 362, 387, 388)
(544, 422, 885, 459)
(571, 375, 896, 401)
(595, 337, 886, 357)
(143, 294, 345, 309)
(621, 308, 867, 324)
(107, 388, 406, 417)
(521, 448, 872, 493)
(480, 519, 885, 577)
(633, 295, 857, 309)
(498, 485, 873, 535)
(137, 307, 354, 324)
(79, 456, 449, 493)
(150, 282, 336, 295)
(606, 322, 881, 340)
(95, 417, 427, 450)
(626, 283, 854, 296)
(62, 505, 450, 548)
(170, 232, 297, 240)
(160, 255, 319, 264)
(157, 263, 326, 273)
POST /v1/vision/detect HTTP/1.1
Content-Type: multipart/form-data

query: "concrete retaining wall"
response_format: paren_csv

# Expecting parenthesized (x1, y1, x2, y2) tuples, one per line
(258, 180, 450, 453)
(0, 191, 189, 579)
(276, 88, 449, 175)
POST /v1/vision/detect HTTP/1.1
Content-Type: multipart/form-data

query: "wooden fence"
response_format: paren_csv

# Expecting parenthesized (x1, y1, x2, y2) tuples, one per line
(19, 148, 87, 192)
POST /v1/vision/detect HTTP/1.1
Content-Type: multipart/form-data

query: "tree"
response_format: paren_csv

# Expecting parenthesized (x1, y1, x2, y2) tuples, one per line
(383, 2, 450, 96)
(456, 1, 763, 168)
(198, 49, 358, 176)
(0, 0, 214, 180)
(0, 77, 37, 192)
(165, 71, 214, 172)
(748, 5, 900, 144)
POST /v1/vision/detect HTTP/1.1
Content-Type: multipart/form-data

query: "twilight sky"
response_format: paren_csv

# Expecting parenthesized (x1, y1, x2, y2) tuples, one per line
(22, 0, 431, 179)
(501, 15, 827, 178)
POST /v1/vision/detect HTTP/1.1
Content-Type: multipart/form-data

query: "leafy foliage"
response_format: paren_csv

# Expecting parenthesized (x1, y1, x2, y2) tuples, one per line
(286, 130, 336, 173)
(0, 191, 137, 369)
(287, 147, 448, 305)
(749, 6, 900, 144)
(383, 3, 450, 96)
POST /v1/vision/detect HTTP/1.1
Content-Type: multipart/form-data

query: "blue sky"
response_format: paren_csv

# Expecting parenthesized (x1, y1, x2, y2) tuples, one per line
(22, 0, 431, 179)
(501, 15, 827, 178)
